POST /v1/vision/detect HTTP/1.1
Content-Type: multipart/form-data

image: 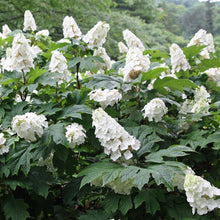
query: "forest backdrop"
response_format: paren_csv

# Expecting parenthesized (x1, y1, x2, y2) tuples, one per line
(1, 0, 220, 58)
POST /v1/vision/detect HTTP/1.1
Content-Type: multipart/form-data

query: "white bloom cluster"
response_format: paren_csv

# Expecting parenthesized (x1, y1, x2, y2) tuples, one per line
(23, 10, 37, 32)
(142, 98, 168, 122)
(83, 21, 110, 48)
(187, 29, 215, 59)
(0, 133, 9, 155)
(184, 174, 220, 215)
(170, 43, 191, 74)
(121, 47, 150, 82)
(11, 112, 48, 142)
(49, 50, 72, 83)
(1, 33, 35, 73)
(63, 16, 82, 39)
(65, 123, 86, 148)
(89, 88, 122, 109)
(0, 24, 11, 39)
(118, 41, 128, 54)
(93, 47, 112, 71)
(123, 29, 145, 51)
(180, 86, 211, 114)
(92, 108, 140, 161)
(204, 68, 220, 86)
(36, 29, 49, 36)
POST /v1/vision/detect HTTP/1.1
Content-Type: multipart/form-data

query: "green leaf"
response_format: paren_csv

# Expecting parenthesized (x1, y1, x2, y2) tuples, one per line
(153, 77, 196, 94)
(3, 195, 30, 220)
(182, 45, 206, 59)
(137, 132, 163, 157)
(119, 195, 133, 215)
(134, 190, 160, 215)
(28, 67, 47, 84)
(102, 168, 122, 185)
(86, 74, 122, 89)
(58, 104, 92, 120)
(141, 67, 168, 82)
(197, 57, 220, 72)
(103, 193, 121, 214)
(68, 57, 83, 68)
(133, 169, 151, 190)
(27, 167, 54, 198)
(180, 130, 209, 150)
(145, 145, 194, 163)
(43, 123, 67, 145)
(79, 210, 110, 220)
(7, 142, 39, 175)
(78, 161, 121, 188)
(148, 164, 176, 190)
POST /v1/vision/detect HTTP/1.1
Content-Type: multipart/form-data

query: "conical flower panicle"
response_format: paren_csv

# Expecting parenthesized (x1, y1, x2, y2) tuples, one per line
(121, 47, 150, 82)
(184, 174, 220, 215)
(123, 29, 145, 51)
(92, 108, 140, 161)
(83, 21, 110, 48)
(63, 16, 82, 39)
(170, 43, 190, 74)
(1, 33, 35, 73)
(23, 10, 37, 32)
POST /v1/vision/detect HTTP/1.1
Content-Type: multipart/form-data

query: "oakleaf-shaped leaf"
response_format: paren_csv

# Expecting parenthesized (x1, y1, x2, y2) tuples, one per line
(145, 145, 194, 163)
(3, 195, 30, 220)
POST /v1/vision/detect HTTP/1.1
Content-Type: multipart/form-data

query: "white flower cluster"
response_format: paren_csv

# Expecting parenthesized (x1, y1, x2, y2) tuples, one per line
(83, 21, 110, 48)
(65, 123, 86, 148)
(93, 47, 112, 71)
(92, 108, 140, 161)
(170, 43, 191, 74)
(89, 88, 122, 109)
(187, 29, 215, 59)
(92, 175, 137, 195)
(142, 98, 168, 122)
(204, 68, 220, 87)
(180, 86, 211, 114)
(1, 33, 35, 73)
(49, 50, 72, 83)
(184, 174, 220, 215)
(123, 29, 145, 51)
(23, 10, 37, 32)
(63, 16, 82, 39)
(118, 41, 128, 53)
(0, 133, 9, 155)
(36, 29, 49, 37)
(0, 24, 11, 39)
(11, 112, 48, 142)
(121, 47, 150, 82)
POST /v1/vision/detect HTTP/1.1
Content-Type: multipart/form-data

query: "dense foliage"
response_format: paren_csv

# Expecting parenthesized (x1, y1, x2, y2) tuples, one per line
(0, 7, 220, 220)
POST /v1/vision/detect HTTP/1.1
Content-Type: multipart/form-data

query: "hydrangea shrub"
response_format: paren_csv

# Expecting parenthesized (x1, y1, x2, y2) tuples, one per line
(0, 10, 220, 220)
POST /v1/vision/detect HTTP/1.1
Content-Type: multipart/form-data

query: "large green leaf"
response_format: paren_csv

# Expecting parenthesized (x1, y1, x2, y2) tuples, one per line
(134, 189, 162, 215)
(58, 104, 92, 120)
(2, 195, 30, 220)
(85, 74, 122, 89)
(153, 77, 196, 94)
(119, 195, 133, 215)
(145, 145, 194, 163)
(43, 123, 67, 146)
(78, 161, 122, 188)
(28, 67, 47, 84)
(141, 67, 168, 82)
